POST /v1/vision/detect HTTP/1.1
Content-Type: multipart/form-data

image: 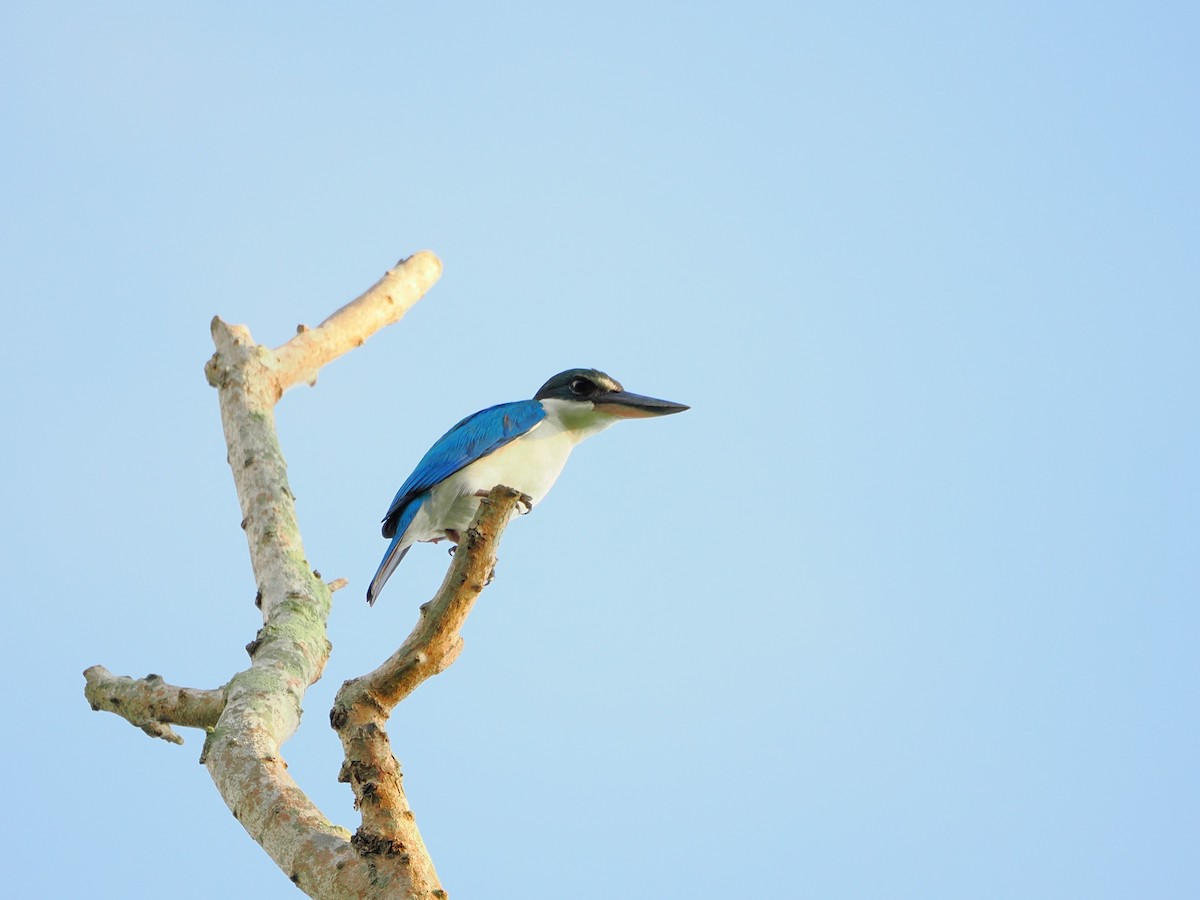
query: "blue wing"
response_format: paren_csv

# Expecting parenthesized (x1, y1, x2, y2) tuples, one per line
(380, 399, 547, 539)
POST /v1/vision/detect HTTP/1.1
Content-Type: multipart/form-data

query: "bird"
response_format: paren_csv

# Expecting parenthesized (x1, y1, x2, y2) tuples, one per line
(366, 367, 689, 605)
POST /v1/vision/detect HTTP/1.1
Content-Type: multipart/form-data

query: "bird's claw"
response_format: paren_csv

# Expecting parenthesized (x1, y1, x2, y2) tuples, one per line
(473, 488, 534, 514)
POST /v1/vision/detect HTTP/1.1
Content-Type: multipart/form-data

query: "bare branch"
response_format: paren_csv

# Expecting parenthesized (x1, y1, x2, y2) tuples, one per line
(273, 251, 443, 393)
(86, 252, 452, 898)
(331, 485, 524, 856)
(82, 666, 226, 743)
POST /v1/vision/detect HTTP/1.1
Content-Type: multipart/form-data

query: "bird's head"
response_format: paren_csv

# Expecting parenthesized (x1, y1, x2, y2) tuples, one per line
(534, 368, 689, 427)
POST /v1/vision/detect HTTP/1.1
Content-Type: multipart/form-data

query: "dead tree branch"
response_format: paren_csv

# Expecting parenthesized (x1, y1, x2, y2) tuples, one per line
(332, 485, 525, 863)
(82, 667, 226, 744)
(82, 251, 518, 899)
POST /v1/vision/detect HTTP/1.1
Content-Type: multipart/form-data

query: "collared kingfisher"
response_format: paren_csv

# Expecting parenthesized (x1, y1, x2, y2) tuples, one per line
(367, 368, 688, 605)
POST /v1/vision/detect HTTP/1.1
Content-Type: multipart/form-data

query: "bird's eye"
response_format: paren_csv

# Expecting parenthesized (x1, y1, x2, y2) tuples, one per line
(570, 377, 593, 396)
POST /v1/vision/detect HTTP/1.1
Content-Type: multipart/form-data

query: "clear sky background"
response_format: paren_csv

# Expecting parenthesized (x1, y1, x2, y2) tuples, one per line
(2, 3, 1197, 898)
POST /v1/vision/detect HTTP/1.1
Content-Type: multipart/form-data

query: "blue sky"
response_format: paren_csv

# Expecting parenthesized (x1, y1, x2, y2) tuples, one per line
(2, 2, 1197, 898)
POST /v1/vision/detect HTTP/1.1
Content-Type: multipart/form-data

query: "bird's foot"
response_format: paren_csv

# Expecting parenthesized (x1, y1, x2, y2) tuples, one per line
(473, 488, 534, 514)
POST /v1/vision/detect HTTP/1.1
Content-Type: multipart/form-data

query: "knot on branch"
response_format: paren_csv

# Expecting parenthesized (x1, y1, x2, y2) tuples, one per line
(203, 353, 227, 388)
(351, 830, 408, 859)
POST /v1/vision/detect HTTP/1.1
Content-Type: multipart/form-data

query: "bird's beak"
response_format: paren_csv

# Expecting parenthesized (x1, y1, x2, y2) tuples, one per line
(593, 390, 690, 419)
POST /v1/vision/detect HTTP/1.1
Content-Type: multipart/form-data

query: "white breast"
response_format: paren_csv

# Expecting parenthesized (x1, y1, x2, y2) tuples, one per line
(414, 401, 619, 540)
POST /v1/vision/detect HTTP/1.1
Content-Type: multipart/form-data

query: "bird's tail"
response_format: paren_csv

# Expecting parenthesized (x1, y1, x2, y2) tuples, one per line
(366, 534, 411, 605)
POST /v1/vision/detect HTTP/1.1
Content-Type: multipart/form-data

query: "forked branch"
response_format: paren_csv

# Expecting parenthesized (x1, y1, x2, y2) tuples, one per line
(82, 251, 518, 899)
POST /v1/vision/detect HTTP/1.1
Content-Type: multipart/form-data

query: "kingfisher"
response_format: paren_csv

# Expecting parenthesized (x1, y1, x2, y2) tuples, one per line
(366, 367, 688, 605)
